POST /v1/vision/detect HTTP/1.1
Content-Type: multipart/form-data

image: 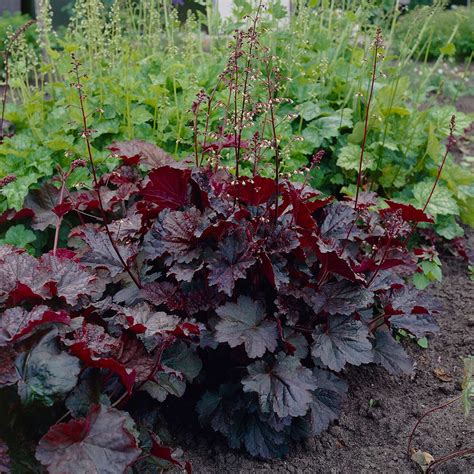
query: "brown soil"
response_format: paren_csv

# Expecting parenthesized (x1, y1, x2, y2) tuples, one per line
(173, 237, 474, 473)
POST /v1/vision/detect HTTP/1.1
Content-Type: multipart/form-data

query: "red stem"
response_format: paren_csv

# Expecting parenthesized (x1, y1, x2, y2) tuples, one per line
(354, 40, 379, 210)
(426, 446, 474, 473)
(404, 118, 455, 245)
(72, 58, 141, 289)
(52, 177, 67, 256)
(407, 395, 461, 457)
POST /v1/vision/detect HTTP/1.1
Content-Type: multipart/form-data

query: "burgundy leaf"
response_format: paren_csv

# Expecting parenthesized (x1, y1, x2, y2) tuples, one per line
(64, 324, 136, 393)
(141, 166, 191, 210)
(0, 250, 46, 303)
(226, 176, 275, 206)
(38, 252, 97, 305)
(36, 405, 141, 474)
(384, 200, 434, 224)
(0, 306, 70, 346)
(52, 201, 73, 218)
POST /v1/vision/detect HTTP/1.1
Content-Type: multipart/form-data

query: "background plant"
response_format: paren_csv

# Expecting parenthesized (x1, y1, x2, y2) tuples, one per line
(0, 0, 472, 245)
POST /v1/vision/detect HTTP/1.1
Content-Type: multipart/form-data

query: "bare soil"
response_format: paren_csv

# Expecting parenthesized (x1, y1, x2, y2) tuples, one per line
(172, 236, 474, 474)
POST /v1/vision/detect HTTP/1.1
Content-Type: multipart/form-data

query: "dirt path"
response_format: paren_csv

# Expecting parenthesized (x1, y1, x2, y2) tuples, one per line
(173, 245, 474, 473)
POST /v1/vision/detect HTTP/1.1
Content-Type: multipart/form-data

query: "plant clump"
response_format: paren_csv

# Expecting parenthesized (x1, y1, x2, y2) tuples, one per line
(0, 4, 455, 470)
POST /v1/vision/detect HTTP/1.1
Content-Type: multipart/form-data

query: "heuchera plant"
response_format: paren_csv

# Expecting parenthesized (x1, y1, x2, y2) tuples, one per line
(0, 5, 454, 469)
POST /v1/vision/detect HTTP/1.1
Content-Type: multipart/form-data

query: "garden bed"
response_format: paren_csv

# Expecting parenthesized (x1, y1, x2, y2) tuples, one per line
(175, 235, 474, 473)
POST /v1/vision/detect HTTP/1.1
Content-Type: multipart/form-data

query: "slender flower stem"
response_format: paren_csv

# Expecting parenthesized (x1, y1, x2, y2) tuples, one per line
(404, 115, 456, 244)
(354, 27, 383, 210)
(0, 20, 36, 143)
(52, 177, 66, 256)
(72, 56, 141, 289)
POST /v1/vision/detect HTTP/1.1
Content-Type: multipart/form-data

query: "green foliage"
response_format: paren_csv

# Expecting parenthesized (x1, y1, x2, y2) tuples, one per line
(396, 6, 474, 61)
(0, 0, 472, 243)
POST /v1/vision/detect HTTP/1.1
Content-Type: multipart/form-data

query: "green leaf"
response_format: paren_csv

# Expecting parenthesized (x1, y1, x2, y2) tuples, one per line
(440, 42, 456, 56)
(417, 337, 429, 349)
(419, 260, 442, 282)
(413, 272, 431, 290)
(336, 144, 376, 171)
(426, 124, 441, 161)
(131, 106, 153, 124)
(297, 101, 320, 121)
(435, 215, 464, 240)
(412, 181, 459, 216)
(1, 225, 36, 249)
(16, 330, 81, 406)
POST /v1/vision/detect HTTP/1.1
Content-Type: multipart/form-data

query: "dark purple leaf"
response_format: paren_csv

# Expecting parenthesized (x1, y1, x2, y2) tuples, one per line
(303, 369, 348, 435)
(311, 315, 373, 372)
(321, 202, 359, 240)
(372, 328, 414, 375)
(215, 296, 278, 358)
(242, 353, 316, 418)
(38, 252, 97, 305)
(142, 341, 201, 402)
(36, 405, 141, 474)
(144, 207, 210, 263)
(390, 313, 439, 338)
(140, 282, 184, 311)
(71, 225, 136, 278)
(310, 282, 373, 316)
(24, 183, 60, 231)
(207, 230, 256, 296)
